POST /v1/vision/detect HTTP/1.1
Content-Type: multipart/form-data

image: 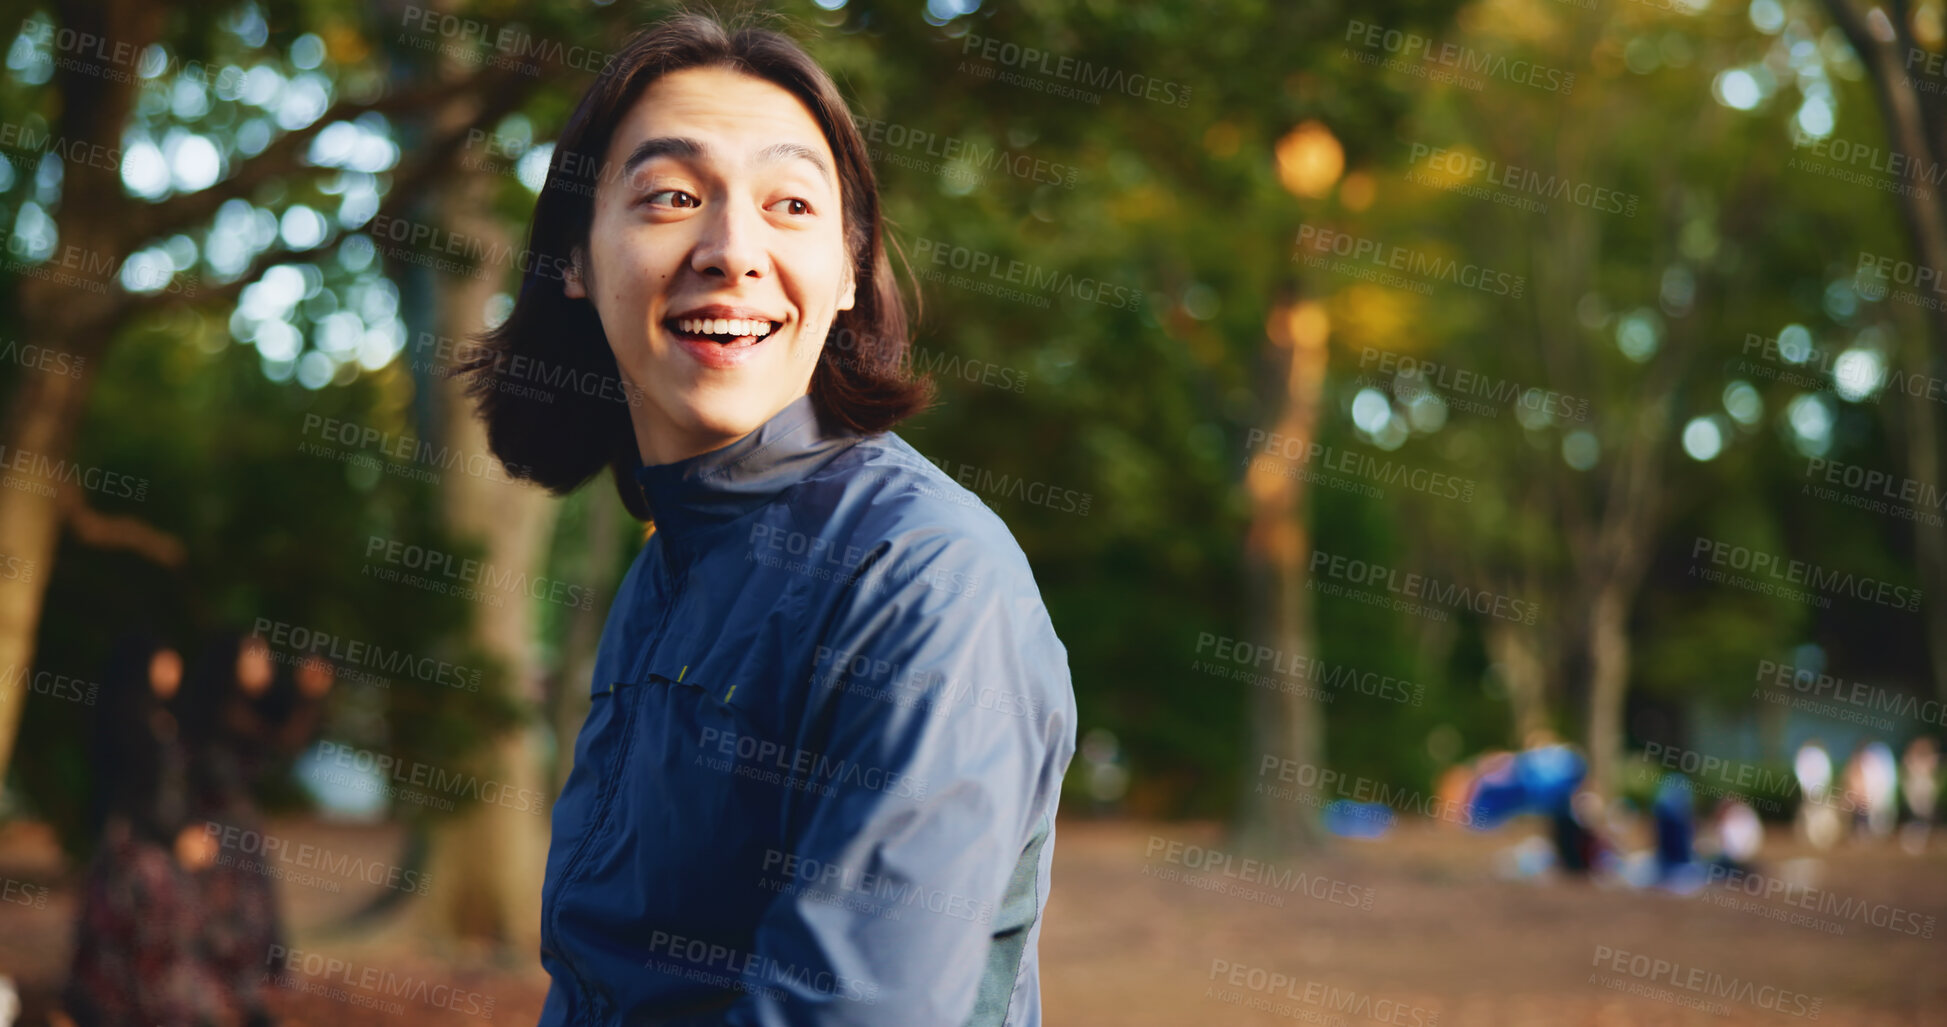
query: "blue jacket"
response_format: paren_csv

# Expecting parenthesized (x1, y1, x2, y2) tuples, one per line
(538, 393, 1078, 1027)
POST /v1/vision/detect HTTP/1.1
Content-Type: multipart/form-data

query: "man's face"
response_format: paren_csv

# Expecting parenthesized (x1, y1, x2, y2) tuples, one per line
(568, 66, 856, 466)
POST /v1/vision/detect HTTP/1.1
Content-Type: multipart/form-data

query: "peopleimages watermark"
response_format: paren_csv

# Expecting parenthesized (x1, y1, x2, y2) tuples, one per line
(1144, 836, 1377, 912)
(1641, 740, 1867, 818)
(362, 535, 596, 611)
(1638, 741, 1790, 814)
(909, 236, 1144, 313)
(1, 875, 48, 909)
(460, 127, 620, 199)
(644, 929, 879, 1005)
(0, 443, 149, 503)
(1309, 549, 1540, 625)
(1343, 19, 1574, 95)
(1802, 457, 1947, 527)
(1588, 944, 1822, 1019)
(0, 336, 87, 380)
(758, 847, 995, 925)
(264, 946, 495, 1020)
(203, 820, 429, 895)
(1703, 863, 1936, 939)
(1754, 659, 1942, 730)
(300, 413, 532, 487)
(1405, 143, 1637, 217)
(1206, 957, 1437, 1027)
(309, 740, 549, 816)
(821, 325, 1030, 395)
(1853, 248, 1947, 317)
(251, 617, 482, 693)
(745, 522, 981, 598)
(0, 120, 123, 174)
(2, 235, 196, 298)
(1689, 536, 1921, 613)
(397, 4, 614, 77)
(1257, 755, 1476, 827)
(1294, 225, 1524, 299)
(1790, 134, 1942, 201)
(810, 644, 1046, 723)
(8, 16, 248, 87)
(920, 454, 1092, 516)
(1738, 330, 1947, 405)
(0, 552, 33, 584)
(956, 33, 1192, 108)
(1245, 429, 1479, 505)
(1356, 347, 1589, 423)
(854, 116, 1078, 189)
(409, 331, 645, 409)
(362, 213, 576, 284)
(0, 662, 99, 707)
(1906, 45, 1947, 94)
(693, 725, 929, 804)
(1191, 631, 1425, 707)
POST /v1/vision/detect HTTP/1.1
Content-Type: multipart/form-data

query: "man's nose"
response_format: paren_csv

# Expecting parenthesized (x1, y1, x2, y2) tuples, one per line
(690, 202, 767, 280)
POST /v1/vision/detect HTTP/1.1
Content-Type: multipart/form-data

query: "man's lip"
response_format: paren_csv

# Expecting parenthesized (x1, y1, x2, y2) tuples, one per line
(666, 304, 785, 321)
(666, 320, 772, 369)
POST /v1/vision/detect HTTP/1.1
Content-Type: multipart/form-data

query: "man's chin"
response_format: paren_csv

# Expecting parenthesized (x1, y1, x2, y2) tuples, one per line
(675, 390, 793, 448)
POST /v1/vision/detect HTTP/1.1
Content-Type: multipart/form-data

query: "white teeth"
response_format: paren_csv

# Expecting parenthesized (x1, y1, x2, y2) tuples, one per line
(675, 317, 776, 338)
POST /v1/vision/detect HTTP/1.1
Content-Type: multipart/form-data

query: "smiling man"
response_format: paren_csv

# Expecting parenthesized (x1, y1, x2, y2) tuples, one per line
(462, 12, 1078, 1027)
(566, 65, 858, 466)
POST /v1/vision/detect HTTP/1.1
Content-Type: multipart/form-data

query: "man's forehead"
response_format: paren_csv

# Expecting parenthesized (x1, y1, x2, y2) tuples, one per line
(613, 69, 834, 168)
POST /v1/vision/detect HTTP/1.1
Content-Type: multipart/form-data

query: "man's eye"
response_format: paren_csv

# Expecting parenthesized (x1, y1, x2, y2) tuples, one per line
(769, 197, 813, 216)
(645, 189, 699, 208)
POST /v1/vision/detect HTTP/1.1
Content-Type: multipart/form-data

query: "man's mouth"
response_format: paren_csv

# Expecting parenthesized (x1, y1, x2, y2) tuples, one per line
(665, 317, 782, 347)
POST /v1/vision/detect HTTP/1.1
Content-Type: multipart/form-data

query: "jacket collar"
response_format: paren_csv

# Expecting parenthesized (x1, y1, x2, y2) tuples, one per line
(633, 393, 860, 551)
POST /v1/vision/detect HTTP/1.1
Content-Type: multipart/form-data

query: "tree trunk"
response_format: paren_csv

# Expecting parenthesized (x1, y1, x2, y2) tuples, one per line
(1484, 619, 1549, 745)
(1233, 299, 1329, 858)
(1900, 339, 1947, 704)
(412, 141, 559, 955)
(551, 493, 625, 796)
(0, 0, 163, 781)
(1822, 0, 1947, 704)
(1584, 582, 1631, 799)
(0, 330, 109, 778)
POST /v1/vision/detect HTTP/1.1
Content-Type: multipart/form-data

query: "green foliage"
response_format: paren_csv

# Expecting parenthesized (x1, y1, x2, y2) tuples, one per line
(4, 0, 1935, 842)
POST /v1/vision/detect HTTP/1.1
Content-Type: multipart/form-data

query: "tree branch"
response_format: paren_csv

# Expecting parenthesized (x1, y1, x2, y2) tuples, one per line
(123, 69, 523, 247)
(57, 482, 186, 568)
(118, 64, 543, 322)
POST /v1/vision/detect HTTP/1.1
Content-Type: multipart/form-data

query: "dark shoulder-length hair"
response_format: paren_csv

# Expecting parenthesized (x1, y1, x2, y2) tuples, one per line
(461, 9, 932, 521)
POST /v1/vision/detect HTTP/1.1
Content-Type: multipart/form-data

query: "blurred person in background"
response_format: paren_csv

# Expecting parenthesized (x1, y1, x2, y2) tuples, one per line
(1901, 737, 1938, 854)
(1647, 774, 1707, 892)
(1861, 741, 1900, 839)
(1464, 733, 1604, 877)
(1838, 741, 1899, 841)
(181, 633, 333, 1027)
(1710, 797, 1764, 877)
(1794, 739, 1841, 850)
(61, 633, 233, 1027)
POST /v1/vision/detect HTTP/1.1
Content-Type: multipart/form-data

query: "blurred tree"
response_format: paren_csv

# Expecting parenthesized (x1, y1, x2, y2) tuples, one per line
(0, 0, 548, 781)
(1818, 0, 1947, 704)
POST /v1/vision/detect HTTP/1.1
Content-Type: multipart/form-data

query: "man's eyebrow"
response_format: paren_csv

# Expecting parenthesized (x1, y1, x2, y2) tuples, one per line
(755, 141, 833, 188)
(618, 136, 834, 189)
(621, 136, 703, 176)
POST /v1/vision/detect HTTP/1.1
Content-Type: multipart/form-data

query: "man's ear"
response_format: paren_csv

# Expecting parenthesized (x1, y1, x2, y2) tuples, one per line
(564, 246, 588, 299)
(837, 261, 857, 312)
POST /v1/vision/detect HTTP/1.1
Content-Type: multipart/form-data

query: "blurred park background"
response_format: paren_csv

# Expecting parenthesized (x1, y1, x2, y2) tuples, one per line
(1, 0, 1946, 1023)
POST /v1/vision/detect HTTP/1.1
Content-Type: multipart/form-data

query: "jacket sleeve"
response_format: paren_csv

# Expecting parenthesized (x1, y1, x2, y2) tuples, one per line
(710, 540, 1072, 1027)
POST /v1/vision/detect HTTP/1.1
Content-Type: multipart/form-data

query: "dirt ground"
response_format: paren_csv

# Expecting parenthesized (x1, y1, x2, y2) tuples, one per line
(2, 816, 1942, 1026)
